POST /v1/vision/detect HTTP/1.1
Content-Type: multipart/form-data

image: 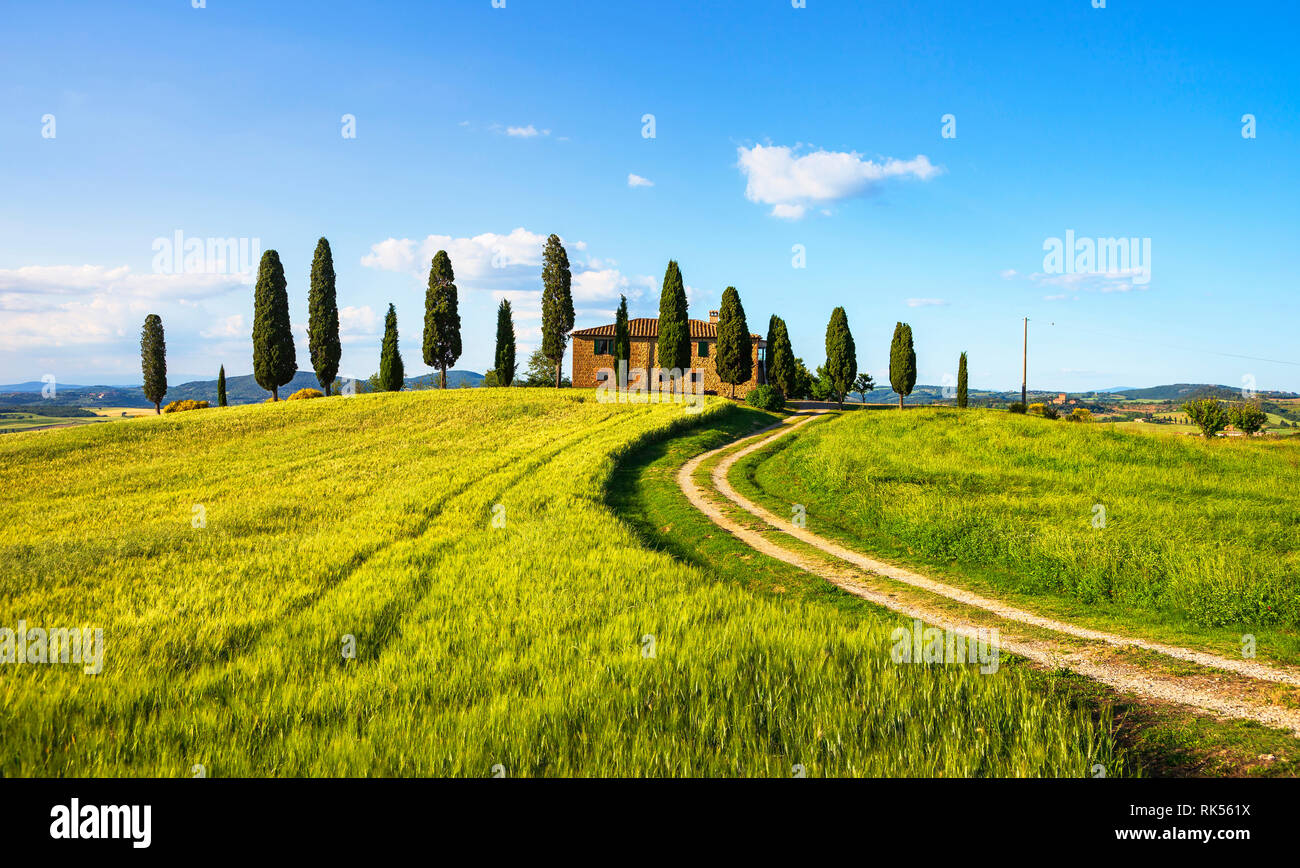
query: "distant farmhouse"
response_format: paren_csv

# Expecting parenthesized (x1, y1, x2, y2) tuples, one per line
(570, 310, 766, 398)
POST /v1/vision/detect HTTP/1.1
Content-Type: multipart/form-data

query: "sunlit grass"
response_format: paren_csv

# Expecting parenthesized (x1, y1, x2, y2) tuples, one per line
(744, 408, 1300, 630)
(1, 391, 1117, 776)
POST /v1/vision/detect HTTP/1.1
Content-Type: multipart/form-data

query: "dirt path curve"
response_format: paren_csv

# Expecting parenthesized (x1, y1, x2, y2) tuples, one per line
(678, 411, 1300, 736)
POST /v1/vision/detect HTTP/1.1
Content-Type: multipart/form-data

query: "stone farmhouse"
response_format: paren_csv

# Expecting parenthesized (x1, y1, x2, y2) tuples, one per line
(570, 310, 766, 398)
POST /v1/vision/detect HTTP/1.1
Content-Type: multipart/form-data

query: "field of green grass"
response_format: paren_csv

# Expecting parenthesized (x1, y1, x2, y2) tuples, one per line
(737, 408, 1300, 638)
(0, 410, 108, 434)
(0, 390, 1119, 776)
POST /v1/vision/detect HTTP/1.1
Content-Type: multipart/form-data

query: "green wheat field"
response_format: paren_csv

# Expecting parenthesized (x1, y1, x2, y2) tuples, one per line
(0, 391, 1120, 776)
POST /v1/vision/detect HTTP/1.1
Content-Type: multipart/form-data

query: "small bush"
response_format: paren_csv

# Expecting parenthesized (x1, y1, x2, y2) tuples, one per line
(162, 400, 209, 414)
(1027, 402, 1046, 416)
(1065, 408, 1092, 423)
(1041, 404, 1060, 420)
(287, 388, 324, 401)
(1183, 398, 1228, 438)
(747, 384, 785, 412)
(1007, 402, 1027, 414)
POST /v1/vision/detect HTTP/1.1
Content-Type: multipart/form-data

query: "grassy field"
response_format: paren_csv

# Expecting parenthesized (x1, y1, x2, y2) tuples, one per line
(0, 390, 1119, 776)
(0, 411, 107, 433)
(736, 409, 1300, 644)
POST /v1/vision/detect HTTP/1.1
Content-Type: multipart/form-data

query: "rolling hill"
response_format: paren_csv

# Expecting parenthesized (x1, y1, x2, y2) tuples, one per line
(0, 370, 485, 408)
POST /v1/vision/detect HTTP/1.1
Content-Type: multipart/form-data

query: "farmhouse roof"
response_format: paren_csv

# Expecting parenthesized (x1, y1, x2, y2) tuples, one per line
(571, 318, 763, 341)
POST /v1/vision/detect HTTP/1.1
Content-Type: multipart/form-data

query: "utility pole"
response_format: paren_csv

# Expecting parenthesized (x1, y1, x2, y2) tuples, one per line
(1021, 316, 1028, 406)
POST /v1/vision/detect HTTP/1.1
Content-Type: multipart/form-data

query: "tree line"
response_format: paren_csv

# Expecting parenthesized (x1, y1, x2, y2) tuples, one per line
(138, 233, 585, 409)
(137, 236, 973, 412)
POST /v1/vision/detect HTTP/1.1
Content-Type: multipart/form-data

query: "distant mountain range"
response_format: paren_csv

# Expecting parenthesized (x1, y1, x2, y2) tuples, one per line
(0, 370, 485, 408)
(850, 383, 1298, 406)
(2, 376, 1292, 410)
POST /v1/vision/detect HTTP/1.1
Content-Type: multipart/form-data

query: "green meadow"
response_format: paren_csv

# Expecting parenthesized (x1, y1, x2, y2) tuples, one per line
(0, 390, 1118, 776)
(738, 408, 1300, 638)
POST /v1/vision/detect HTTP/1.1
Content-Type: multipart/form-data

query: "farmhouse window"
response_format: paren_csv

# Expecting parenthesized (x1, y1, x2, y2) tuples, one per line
(594, 339, 612, 355)
(698, 341, 709, 357)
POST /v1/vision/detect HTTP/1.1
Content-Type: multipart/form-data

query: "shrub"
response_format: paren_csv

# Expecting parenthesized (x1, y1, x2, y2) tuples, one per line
(1230, 402, 1268, 435)
(1027, 402, 1046, 416)
(747, 384, 785, 412)
(287, 388, 324, 401)
(483, 370, 501, 388)
(1065, 408, 1092, 423)
(1041, 404, 1060, 420)
(162, 400, 209, 414)
(1183, 398, 1228, 438)
(1007, 402, 1027, 414)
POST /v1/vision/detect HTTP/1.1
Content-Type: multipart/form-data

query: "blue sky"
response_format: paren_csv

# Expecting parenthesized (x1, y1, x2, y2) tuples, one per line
(3, 0, 1297, 392)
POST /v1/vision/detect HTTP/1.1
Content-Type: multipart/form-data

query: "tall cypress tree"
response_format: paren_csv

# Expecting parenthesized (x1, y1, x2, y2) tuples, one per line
(766, 315, 796, 397)
(889, 322, 917, 409)
(494, 298, 517, 387)
(140, 314, 167, 414)
(655, 260, 689, 372)
(423, 250, 461, 389)
(715, 286, 752, 399)
(957, 351, 968, 409)
(217, 364, 227, 407)
(379, 303, 404, 392)
(252, 249, 296, 401)
(824, 307, 857, 409)
(540, 234, 574, 388)
(308, 237, 341, 395)
(613, 294, 632, 370)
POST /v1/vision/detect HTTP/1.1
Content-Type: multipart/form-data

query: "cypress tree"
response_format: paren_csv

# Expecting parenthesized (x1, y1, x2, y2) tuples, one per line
(140, 314, 167, 414)
(540, 234, 574, 387)
(614, 294, 632, 369)
(655, 260, 690, 372)
(715, 286, 752, 399)
(957, 351, 968, 409)
(889, 322, 917, 409)
(494, 298, 517, 387)
(252, 249, 296, 401)
(379, 303, 404, 391)
(308, 237, 341, 395)
(823, 306, 857, 409)
(217, 364, 227, 407)
(766, 315, 796, 397)
(423, 250, 461, 389)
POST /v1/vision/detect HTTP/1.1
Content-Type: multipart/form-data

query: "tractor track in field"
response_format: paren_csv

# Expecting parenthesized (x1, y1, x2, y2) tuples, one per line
(678, 410, 1300, 737)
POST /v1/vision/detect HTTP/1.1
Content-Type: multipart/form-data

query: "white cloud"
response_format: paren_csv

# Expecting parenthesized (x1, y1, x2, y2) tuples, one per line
(0, 265, 249, 351)
(571, 268, 650, 304)
(999, 269, 1018, 279)
(737, 144, 941, 218)
(627, 173, 654, 188)
(505, 124, 547, 138)
(339, 305, 380, 341)
(1030, 270, 1147, 294)
(906, 298, 947, 307)
(361, 228, 550, 279)
(201, 314, 245, 339)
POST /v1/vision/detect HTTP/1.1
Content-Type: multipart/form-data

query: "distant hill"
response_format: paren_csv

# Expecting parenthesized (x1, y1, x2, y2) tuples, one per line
(848, 382, 1300, 408)
(1111, 383, 1297, 401)
(0, 370, 485, 408)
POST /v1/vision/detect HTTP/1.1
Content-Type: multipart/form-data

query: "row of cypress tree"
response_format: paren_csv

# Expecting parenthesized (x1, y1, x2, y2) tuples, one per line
(141, 238, 971, 409)
(761, 311, 970, 411)
(381, 234, 580, 392)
